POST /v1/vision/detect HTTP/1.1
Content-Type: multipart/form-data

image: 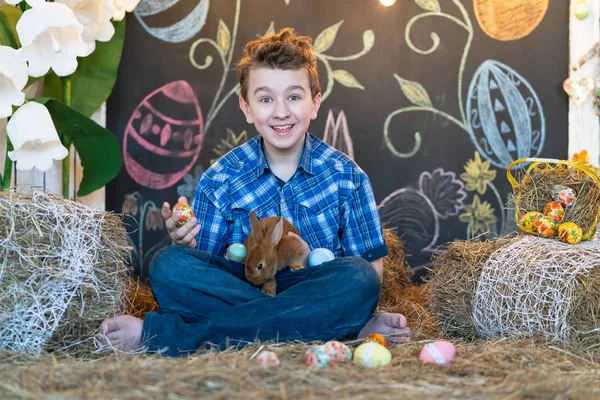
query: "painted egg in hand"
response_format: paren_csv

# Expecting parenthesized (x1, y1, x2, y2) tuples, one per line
(517, 211, 543, 235)
(123, 80, 204, 190)
(558, 222, 583, 245)
(173, 202, 194, 227)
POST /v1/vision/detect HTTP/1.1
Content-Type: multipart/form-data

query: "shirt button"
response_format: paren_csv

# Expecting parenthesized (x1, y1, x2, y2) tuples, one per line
(285, 197, 290, 202)
(368, 252, 372, 258)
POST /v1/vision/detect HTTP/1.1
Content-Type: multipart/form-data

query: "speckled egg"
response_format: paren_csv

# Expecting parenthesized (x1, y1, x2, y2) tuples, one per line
(543, 201, 565, 223)
(256, 351, 280, 367)
(518, 211, 544, 235)
(558, 222, 583, 245)
(537, 217, 557, 238)
(552, 185, 576, 208)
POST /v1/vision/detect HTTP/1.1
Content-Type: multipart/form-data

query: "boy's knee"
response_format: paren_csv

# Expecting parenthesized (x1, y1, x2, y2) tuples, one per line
(344, 257, 381, 299)
(148, 245, 185, 288)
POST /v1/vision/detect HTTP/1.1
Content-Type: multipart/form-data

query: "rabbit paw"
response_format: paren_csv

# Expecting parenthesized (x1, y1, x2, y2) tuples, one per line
(262, 280, 276, 296)
(290, 264, 305, 271)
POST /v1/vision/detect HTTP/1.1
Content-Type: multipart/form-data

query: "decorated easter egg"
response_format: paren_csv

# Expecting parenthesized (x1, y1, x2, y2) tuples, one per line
(353, 342, 392, 368)
(308, 248, 335, 267)
(466, 60, 545, 169)
(306, 345, 332, 368)
(323, 341, 352, 361)
(256, 351, 280, 367)
(225, 243, 247, 263)
(517, 211, 543, 235)
(364, 333, 387, 348)
(123, 80, 204, 190)
(419, 341, 456, 365)
(172, 202, 194, 227)
(543, 201, 565, 223)
(558, 222, 583, 245)
(537, 217, 557, 238)
(574, 0, 590, 20)
(552, 185, 576, 208)
(473, 0, 548, 41)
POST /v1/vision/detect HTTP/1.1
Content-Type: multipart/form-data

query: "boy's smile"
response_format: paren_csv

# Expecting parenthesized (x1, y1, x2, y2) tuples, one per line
(239, 67, 321, 157)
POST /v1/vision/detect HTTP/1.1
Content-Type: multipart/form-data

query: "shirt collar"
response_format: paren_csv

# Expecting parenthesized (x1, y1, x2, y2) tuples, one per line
(254, 133, 316, 178)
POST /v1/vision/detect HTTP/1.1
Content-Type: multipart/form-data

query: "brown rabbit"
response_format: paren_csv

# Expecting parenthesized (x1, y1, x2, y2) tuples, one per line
(244, 210, 310, 296)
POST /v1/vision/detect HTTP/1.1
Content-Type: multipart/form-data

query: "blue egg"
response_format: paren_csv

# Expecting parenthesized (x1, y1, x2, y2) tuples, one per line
(226, 243, 247, 263)
(308, 248, 335, 267)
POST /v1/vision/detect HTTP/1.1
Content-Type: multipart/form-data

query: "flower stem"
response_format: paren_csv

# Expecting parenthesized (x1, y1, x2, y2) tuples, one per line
(62, 75, 72, 198)
(2, 136, 13, 189)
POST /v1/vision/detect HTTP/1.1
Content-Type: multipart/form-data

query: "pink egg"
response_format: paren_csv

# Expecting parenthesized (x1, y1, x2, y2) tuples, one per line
(123, 80, 204, 190)
(419, 341, 456, 364)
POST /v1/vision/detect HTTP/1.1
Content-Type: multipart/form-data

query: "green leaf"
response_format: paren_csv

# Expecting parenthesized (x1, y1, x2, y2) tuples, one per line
(33, 98, 123, 197)
(394, 74, 432, 107)
(43, 19, 125, 118)
(332, 69, 365, 90)
(314, 20, 344, 53)
(0, 6, 22, 49)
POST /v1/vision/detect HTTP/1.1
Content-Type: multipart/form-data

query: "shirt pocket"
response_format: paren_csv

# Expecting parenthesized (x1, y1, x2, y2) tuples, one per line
(298, 195, 340, 250)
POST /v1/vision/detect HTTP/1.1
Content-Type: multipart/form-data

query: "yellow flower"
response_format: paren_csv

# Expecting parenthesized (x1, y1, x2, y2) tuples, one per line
(211, 129, 248, 165)
(572, 149, 590, 165)
(459, 195, 497, 237)
(460, 152, 497, 195)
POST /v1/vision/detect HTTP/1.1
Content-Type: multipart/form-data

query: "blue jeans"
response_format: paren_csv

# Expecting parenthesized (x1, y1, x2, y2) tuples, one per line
(143, 245, 381, 356)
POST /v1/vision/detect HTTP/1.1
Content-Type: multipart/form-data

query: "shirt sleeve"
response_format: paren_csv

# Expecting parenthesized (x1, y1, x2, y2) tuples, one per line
(191, 182, 230, 256)
(340, 172, 388, 261)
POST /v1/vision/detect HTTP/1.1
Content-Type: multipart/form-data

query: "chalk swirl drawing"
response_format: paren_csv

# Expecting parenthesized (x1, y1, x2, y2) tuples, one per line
(473, 0, 548, 42)
(378, 168, 466, 269)
(134, 0, 210, 43)
(323, 110, 354, 159)
(122, 192, 171, 278)
(123, 80, 205, 190)
(383, 0, 545, 168)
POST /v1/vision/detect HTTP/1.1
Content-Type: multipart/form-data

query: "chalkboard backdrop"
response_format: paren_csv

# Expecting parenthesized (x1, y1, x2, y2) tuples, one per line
(106, 0, 568, 281)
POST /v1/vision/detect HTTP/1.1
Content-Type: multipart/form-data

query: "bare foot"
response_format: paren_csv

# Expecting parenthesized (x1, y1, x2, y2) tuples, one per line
(358, 313, 410, 344)
(98, 315, 144, 350)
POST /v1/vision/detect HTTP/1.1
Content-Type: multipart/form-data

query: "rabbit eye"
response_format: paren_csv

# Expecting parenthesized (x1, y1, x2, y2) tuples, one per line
(257, 263, 263, 271)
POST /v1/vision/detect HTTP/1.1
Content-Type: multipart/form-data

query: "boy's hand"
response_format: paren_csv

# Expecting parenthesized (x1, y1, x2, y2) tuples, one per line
(161, 196, 201, 248)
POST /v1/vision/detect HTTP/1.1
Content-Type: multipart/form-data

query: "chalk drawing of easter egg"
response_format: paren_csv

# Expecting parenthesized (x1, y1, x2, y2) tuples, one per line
(474, 0, 548, 41)
(467, 60, 545, 169)
(134, 0, 210, 43)
(378, 188, 438, 270)
(123, 80, 204, 190)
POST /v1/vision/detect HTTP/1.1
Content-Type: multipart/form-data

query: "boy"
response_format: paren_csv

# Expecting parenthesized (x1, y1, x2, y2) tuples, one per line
(100, 28, 409, 356)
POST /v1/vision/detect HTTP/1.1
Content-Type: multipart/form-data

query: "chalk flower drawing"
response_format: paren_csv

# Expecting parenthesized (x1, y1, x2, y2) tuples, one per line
(384, 0, 545, 165)
(177, 165, 205, 199)
(460, 151, 496, 195)
(378, 168, 466, 270)
(210, 128, 247, 165)
(459, 195, 497, 237)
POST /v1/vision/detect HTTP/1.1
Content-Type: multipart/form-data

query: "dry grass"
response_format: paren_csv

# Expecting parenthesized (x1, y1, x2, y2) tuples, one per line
(0, 339, 598, 399)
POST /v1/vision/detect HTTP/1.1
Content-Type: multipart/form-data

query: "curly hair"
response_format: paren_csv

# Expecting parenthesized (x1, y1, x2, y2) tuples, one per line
(236, 27, 321, 101)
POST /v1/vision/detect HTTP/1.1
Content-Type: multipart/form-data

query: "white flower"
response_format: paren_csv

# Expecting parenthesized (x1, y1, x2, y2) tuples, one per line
(0, 46, 28, 119)
(15, 2, 94, 77)
(7, 102, 69, 172)
(109, 0, 140, 21)
(56, 0, 115, 53)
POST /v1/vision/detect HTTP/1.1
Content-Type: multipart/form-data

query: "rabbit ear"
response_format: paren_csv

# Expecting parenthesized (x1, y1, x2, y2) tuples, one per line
(249, 211, 262, 241)
(268, 217, 284, 246)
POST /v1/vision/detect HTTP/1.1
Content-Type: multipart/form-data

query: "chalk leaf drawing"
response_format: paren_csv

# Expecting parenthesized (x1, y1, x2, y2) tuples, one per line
(473, 0, 548, 42)
(416, 0, 441, 13)
(459, 195, 497, 238)
(123, 80, 204, 190)
(211, 129, 248, 165)
(134, 0, 210, 43)
(314, 20, 375, 101)
(323, 110, 354, 159)
(383, 0, 545, 168)
(379, 168, 466, 269)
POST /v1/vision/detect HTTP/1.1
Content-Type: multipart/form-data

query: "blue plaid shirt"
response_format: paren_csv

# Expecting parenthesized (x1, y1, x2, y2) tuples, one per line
(191, 133, 387, 261)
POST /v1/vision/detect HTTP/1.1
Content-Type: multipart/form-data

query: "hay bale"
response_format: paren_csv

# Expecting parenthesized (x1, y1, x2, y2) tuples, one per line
(0, 189, 130, 355)
(380, 227, 412, 301)
(512, 162, 600, 238)
(427, 235, 600, 348)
